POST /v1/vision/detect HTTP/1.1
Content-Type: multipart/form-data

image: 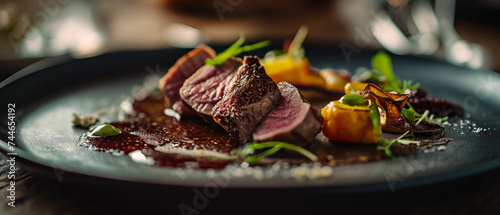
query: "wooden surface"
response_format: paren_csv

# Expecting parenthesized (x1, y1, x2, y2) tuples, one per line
(1, 153, 500, 214)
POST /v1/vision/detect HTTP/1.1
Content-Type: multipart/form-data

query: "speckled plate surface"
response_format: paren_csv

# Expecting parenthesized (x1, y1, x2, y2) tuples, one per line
(1, 46, 500, 193)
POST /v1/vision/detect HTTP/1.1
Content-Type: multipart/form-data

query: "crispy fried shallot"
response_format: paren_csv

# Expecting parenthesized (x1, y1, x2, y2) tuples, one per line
(361, 83, 443, 135)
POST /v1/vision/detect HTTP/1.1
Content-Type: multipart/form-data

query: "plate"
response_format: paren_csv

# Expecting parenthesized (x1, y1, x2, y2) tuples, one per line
(1, 46, 500, 193)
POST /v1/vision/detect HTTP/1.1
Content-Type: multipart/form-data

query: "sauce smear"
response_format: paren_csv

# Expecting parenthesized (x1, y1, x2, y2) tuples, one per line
(80, 94, 237, 169)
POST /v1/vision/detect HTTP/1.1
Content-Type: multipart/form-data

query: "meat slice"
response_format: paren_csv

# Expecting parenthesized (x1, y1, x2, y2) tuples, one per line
(158, 45, 216, 108)
(213, 56, 281, 144)
(180, 58, 242, 120)
(171, 100, 198, 116)
(252, 82, 323, 147)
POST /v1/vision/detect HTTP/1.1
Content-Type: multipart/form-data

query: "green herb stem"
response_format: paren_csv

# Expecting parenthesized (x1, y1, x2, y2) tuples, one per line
(245, 145, 282, 165)
(235, 141, 318, 165)
(372, 52, 402, 93)
(377, 130, 421, 159)
(278, 143, 318, 162)
(234, 40, 271, 55)
(205, 35, 270, 66)
(405, 102, 421, 117)
(416, 110, 430, 125)
(287, 25, 308, 58)
(370, 102, 382, 137)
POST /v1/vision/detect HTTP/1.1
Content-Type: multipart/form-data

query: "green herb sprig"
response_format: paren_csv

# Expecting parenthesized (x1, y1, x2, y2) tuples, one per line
(205, 35, 271, 66)
(371, 52, 423, 122)
(370, 102, 382, 137)
(371, 52, 420, 94)
(234, 141, 318, 165)
(155, 141, 318, 166)
(376, 131, 420, 159)
(369, 100, 420, 159)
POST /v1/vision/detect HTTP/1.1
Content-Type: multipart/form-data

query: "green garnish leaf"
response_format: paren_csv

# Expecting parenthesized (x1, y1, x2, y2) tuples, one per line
(89, 124, 121, 137)
(427, 114, 448, 124)
(403, 80, 420, 91)
(403, 132, 415, 138)
(401, 108, 416, 122)
(377, 138, 395, 159)
(415, 110, 430, 125)
(234, 40, 271, 55)
(370, 102, 382, 137)
(369, 52, 420, 95)
(377, 130, 420, 159)
(235, 141, 318, 165)
(205, 34, 271, 66)
(372, 52, 401, 93)
(340, 94, 367, 106)
(398, 139, 420, 146)
(405, 102, 421, 118)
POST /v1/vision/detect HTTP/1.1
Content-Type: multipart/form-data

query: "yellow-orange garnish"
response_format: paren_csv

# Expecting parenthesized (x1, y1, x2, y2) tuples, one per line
(321, 100, 381, 144)
(344, 82, 369, 95)
(261, 56, 326, 88)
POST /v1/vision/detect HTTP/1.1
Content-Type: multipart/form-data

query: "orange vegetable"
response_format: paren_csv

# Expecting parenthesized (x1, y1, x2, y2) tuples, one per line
(261, 56, 325, 88)
(344, 82, 369, 95)
(321, 100, 380, 144)
(319, 69, 350, 92)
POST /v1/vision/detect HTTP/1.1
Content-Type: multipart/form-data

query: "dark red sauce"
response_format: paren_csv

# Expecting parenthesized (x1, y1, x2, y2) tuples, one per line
(80, 93, 237, 169)
(80, 93, 451, 169)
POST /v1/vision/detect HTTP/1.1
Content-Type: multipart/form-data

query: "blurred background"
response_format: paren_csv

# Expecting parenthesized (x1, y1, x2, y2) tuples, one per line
(1, 0, 499, 81)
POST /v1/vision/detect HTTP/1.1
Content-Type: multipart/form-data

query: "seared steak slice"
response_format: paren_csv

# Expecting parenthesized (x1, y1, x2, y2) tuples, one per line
(172, 100, 198, 116)
(213, 56, 281, 144)
(159, 45, 216, 108)
(252, 82, 323, 147)
(180, 57, 242, 119)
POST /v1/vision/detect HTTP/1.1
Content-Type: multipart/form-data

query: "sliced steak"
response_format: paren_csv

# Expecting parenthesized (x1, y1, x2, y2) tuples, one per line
(159, 45, 216, 108)
(213, 56, 281, 144)
(180, 57, 242, 120)
(172, 100, 198, 116)
(253, 82, 323, 147)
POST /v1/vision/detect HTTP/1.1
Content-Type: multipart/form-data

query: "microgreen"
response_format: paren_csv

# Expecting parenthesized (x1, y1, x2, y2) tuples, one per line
(205, 34, 271, 66)
(369, 98, 416, 159)
(370, 52, 420, 94)
(370, 102, 382, 137)
(405, 103, 421, 118)
(372, 52, 401, 93)
(427, 114, 449, 124)
(403, 79, 420, 91)
(398, 139, 420, 146)
(234, 141, 318, 165)
(377, 138, 395, 159)
(401, 108, 416, 122)
(369, 101, 420, 159)
(376, 130, 420, 159)
(415, 110, 430, 125)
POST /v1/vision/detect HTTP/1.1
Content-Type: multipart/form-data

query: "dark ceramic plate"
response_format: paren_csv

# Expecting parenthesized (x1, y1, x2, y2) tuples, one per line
(1, 47, 500, 193)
